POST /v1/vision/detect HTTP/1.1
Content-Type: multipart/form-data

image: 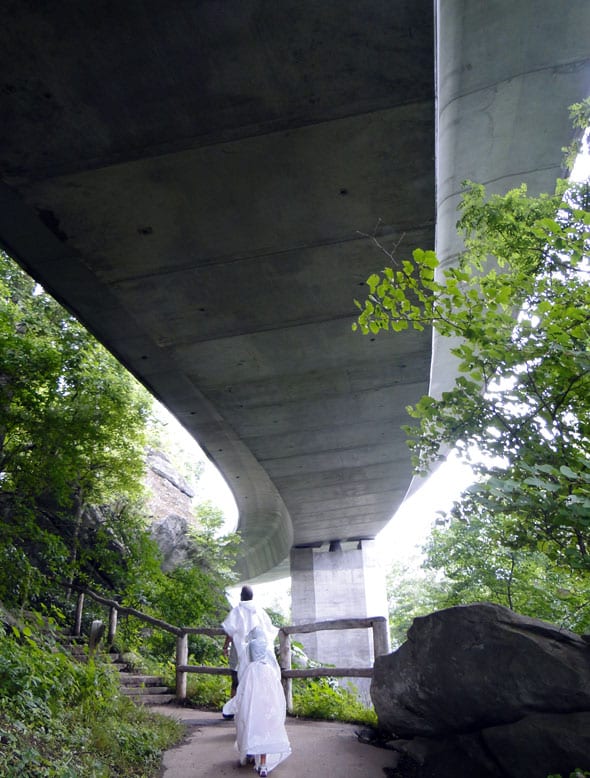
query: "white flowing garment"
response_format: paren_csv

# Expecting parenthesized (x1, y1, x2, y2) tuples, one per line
(222, 601, 278, 679)
(234, 628, 291, 773)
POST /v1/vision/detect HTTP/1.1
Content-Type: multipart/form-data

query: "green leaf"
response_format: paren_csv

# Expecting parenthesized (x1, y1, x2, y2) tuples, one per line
(559, 465, 579, 480)
(522, 477, 560, 492)
(367, 273, 381, 293)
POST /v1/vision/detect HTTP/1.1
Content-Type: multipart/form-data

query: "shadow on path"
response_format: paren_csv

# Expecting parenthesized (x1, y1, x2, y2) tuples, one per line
(151, 705, 394, 778)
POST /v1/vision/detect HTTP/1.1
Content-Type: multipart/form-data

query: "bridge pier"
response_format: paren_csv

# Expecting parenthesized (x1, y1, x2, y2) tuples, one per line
(290, 540, 388, 694)
(431, 0, 590, 400)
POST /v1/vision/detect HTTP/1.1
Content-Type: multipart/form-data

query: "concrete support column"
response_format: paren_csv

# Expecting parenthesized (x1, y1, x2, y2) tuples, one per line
(432, 1, 590, 399)
(290, 540, 388, 670)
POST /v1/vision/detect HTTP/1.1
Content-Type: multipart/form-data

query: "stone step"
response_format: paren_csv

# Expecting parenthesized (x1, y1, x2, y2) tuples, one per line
(60, 637, 87, 652)
(124, 693, 176, 705)
(117, 669, 175, 705)
(63, 639, 176, 704)
(120, 685, 172, 696)
(118, 673, 166, 686)
(60, 634, 86, 645)
(103, 652, 126, 663)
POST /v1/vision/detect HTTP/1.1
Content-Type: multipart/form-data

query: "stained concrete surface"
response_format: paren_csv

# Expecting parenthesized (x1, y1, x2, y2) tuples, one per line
(1, 3, 588, 583)
(0, 1, 435, 582)
(151, 705, 394, 778)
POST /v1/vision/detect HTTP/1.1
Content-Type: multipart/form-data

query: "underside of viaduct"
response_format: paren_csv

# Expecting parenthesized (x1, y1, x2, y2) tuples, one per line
(0, 2, 589, 666)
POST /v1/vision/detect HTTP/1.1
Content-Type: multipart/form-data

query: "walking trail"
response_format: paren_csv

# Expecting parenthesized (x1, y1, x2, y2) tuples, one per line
(151, 705, 393, 778)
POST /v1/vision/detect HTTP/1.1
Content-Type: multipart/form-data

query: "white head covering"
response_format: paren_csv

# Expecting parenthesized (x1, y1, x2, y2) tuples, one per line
(247, 626, 269, 662)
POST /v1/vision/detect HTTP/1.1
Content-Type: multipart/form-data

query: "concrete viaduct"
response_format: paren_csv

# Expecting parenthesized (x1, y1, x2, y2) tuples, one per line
(0, 2, 588, 665)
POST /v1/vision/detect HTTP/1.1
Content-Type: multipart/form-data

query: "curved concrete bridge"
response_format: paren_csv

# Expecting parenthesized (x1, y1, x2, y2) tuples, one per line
(0, 3, 588, 625)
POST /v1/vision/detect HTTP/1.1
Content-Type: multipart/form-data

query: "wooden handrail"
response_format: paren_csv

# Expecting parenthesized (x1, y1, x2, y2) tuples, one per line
(282, 667, 373, 678)
(280, 617, 383, 634)
(71, 586, 390, 709)
(178, 665, 233, 675)
(71, 585, 183, 636)
(277, 616, 389, 712)
(182, 627, 226, 637)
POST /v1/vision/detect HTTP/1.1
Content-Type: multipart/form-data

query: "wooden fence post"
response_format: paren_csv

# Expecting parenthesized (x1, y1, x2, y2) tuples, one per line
(371, 616, 390, 658)
(176, 632, 188, 702)
(73, 592, 84, 636)
(108, 606, 118, 648)
(278, 628, 293, 713)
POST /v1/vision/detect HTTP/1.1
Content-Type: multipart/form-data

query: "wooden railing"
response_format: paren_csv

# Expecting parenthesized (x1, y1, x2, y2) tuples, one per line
(277, 617, 389, 712)
(72, 587, 389, 711)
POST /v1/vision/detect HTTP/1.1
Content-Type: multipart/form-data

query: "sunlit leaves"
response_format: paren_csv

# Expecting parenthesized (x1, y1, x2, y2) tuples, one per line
(353, 248, 440, 336)
(1, 251, 152, 509)
(0, 250, 155, 604)
(356, 176, 590, 615)
(422, 501, 590, 632)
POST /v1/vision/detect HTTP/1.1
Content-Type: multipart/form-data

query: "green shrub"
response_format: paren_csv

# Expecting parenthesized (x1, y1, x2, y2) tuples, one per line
(185, 668, 232, 709)
(83, 701, 183, 776)
(286, 640, 377, 725)
(0, 628, 184, 777)
(291, 676, 377, 726)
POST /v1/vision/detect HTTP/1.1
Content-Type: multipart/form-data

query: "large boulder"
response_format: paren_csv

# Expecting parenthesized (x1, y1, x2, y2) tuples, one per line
(371, 603, 590, 777)
(483, 711, 590, 778)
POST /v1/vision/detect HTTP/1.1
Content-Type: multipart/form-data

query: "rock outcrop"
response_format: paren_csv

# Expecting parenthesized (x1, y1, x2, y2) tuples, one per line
(144, 449, 195, 524)
(149, 513, 196, 572)
(145, 449, 197, 572)
(371, 603, 590, 778)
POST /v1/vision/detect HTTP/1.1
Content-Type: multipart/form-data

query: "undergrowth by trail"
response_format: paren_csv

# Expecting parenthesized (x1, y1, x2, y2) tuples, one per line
(0, 627, 184, 778)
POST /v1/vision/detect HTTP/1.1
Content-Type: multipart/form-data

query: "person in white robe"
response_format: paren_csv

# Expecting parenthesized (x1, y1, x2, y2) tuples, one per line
(221, 585, 278, 718)
(234, 626, 291, 776)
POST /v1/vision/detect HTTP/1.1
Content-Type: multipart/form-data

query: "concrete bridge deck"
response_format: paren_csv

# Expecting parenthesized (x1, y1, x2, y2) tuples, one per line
(0, 2, 588, 585)
(0, 0, 435, 582)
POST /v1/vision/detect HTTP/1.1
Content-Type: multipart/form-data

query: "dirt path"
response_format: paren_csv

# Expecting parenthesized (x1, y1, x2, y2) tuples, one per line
(151, 705, 394, 778)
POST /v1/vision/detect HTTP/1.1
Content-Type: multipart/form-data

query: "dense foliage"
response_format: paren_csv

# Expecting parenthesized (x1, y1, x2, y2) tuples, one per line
(356, 176, 590, 632)
(126, 504, 238, 664)
(291, 676, 377, 725)
(0, 250, 237, 636)
(423, 504, 590, 632)
(0, 251, 243, 772)
(385, 561, 448, 648)
(0, 249, 157, 607)
(0, 617, 183, 777)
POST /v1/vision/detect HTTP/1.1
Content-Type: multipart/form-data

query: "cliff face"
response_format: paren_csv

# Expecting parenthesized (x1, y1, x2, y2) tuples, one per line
(144, 449, 197, 572)
(144, 449, 195, 525)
